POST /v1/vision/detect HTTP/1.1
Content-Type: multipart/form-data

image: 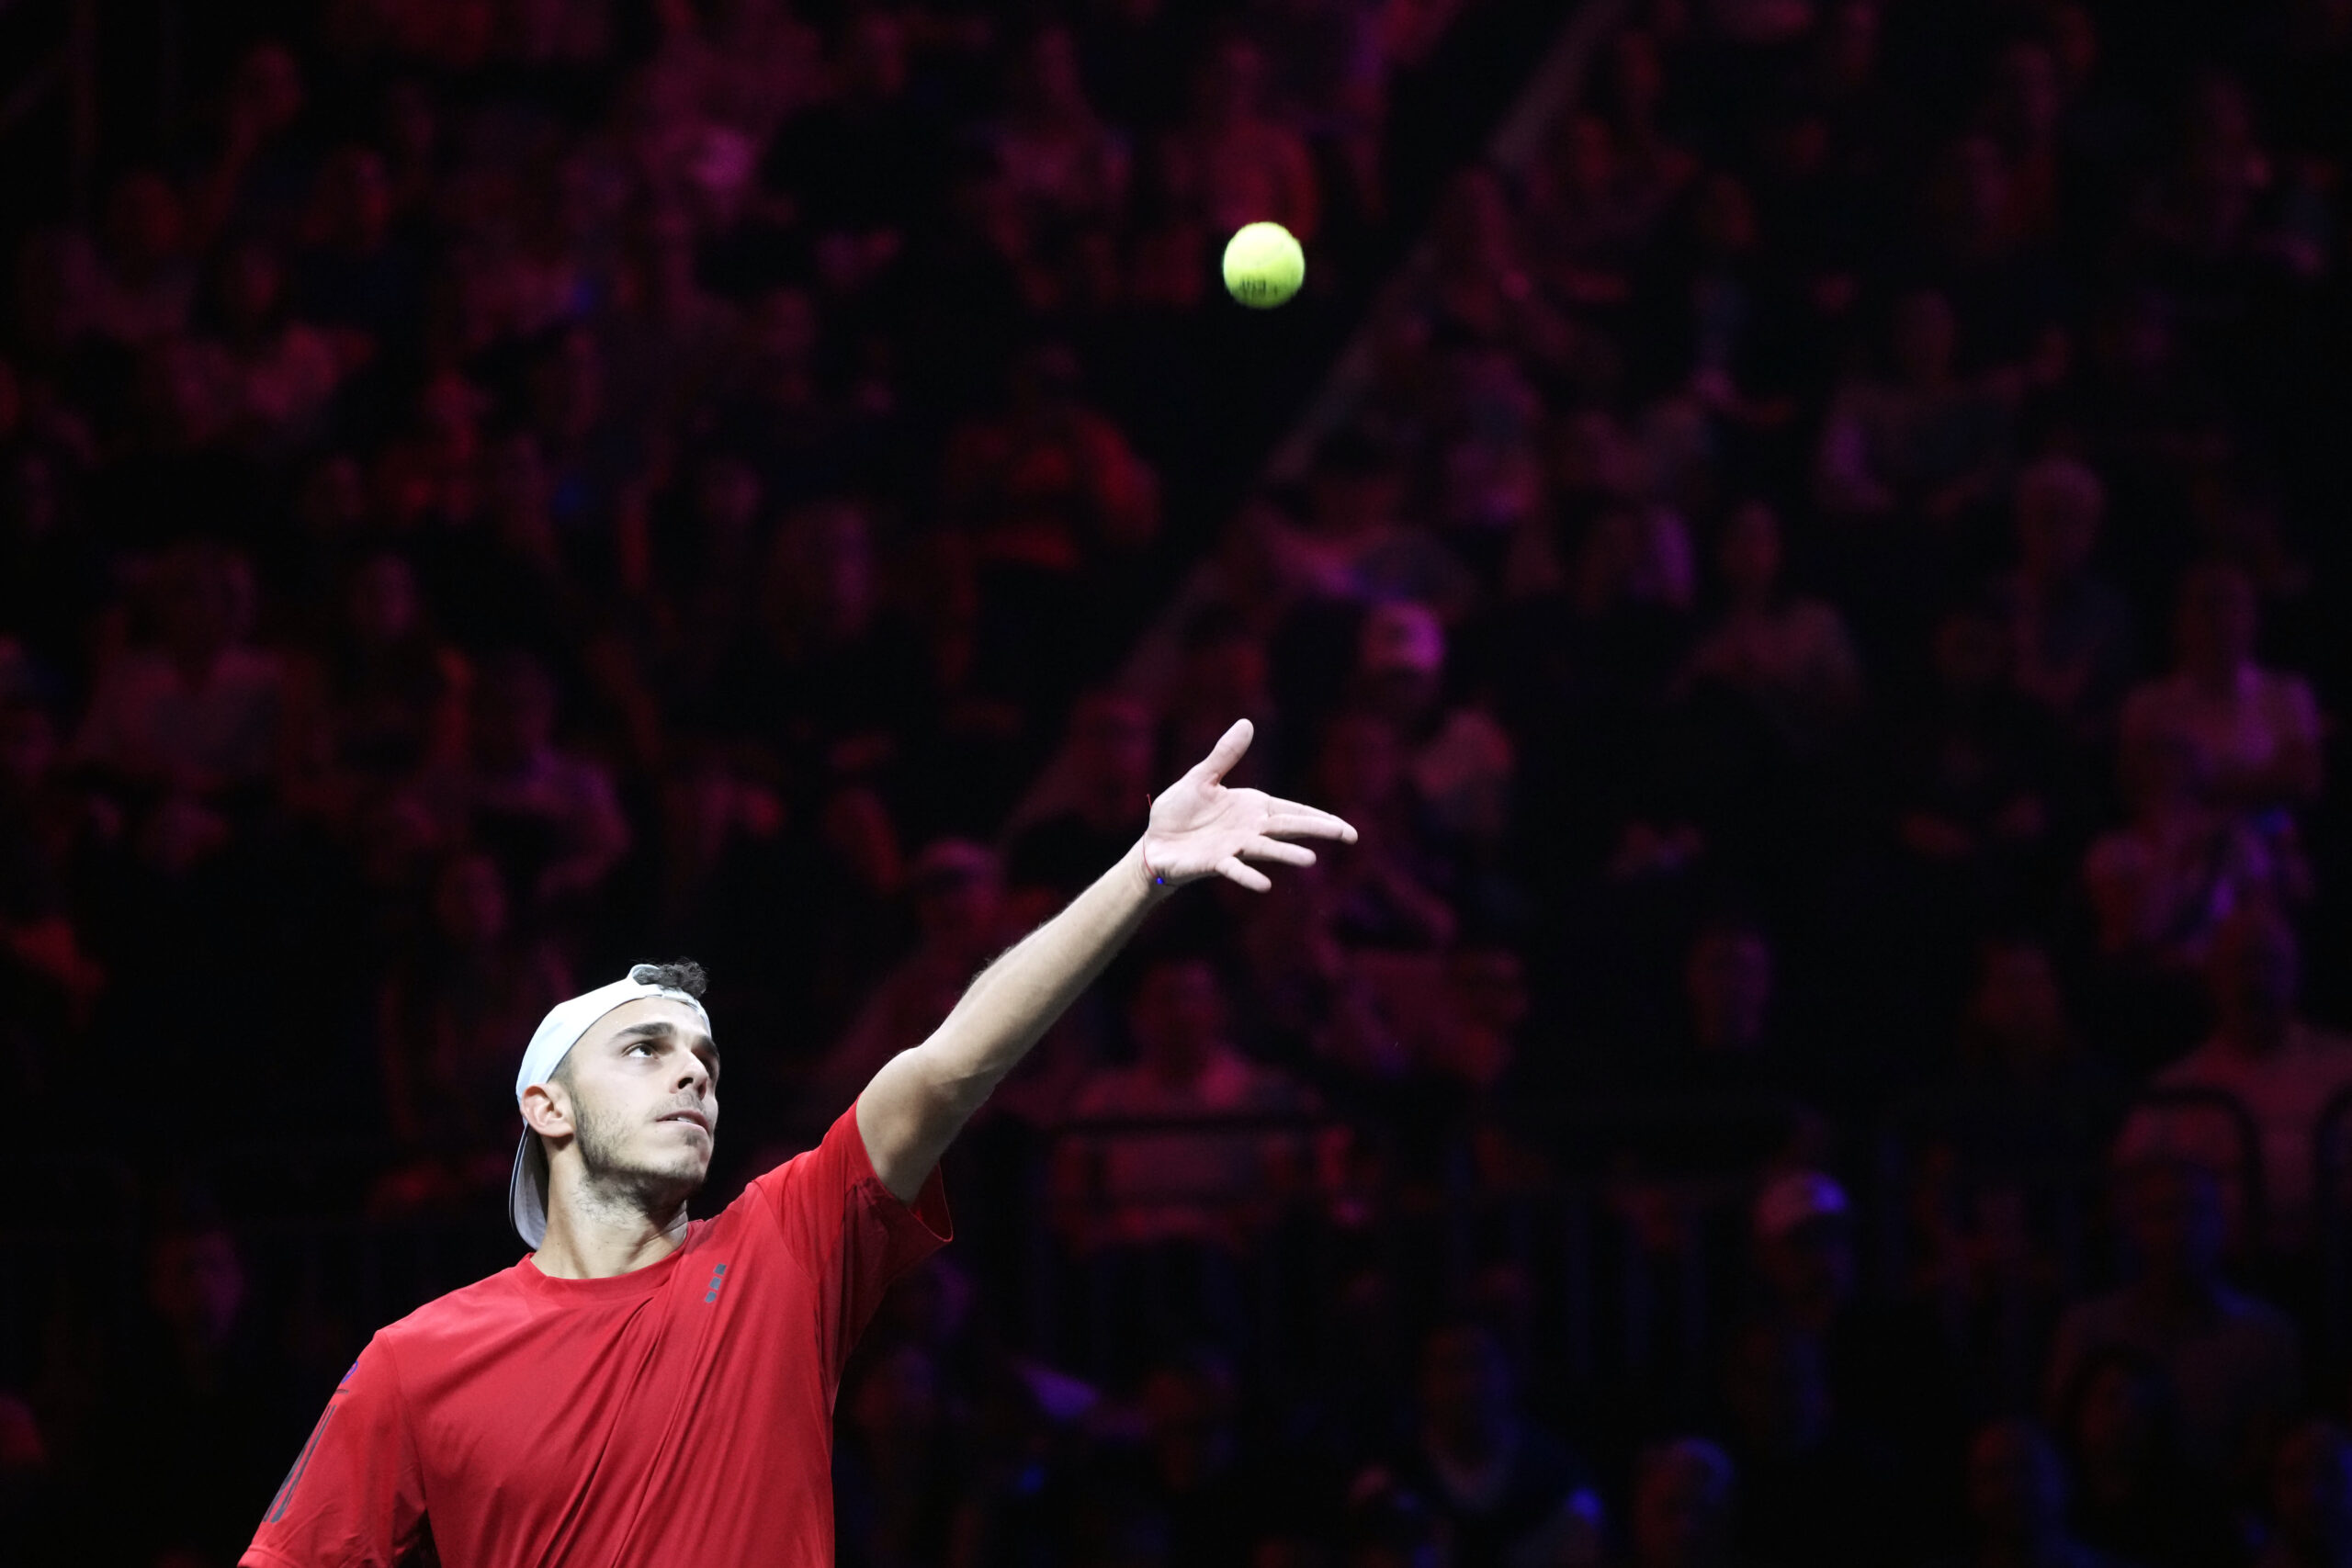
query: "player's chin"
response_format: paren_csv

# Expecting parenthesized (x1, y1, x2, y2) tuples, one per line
(628, 1138, 713, 1185)
(637, 1152, 711, 1201)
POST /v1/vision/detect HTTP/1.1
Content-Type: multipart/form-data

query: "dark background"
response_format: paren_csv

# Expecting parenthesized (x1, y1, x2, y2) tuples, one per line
(5, 0, 2352, 1564)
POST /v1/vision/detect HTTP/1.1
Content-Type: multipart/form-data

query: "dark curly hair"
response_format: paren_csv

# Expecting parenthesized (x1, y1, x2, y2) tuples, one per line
(629, 959, 709, 998)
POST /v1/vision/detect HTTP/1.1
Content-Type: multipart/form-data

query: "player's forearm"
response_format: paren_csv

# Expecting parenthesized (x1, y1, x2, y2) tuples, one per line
(934, 842, 1170, 1087)
(857, 842, 1168, 1197)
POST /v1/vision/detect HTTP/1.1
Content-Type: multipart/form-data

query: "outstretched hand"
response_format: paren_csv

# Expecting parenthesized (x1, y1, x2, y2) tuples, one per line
(1140, 719, 1358, 893)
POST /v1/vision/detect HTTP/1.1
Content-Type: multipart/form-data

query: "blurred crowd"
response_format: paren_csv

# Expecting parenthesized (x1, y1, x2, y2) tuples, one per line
(8, 0, 2352, 1564)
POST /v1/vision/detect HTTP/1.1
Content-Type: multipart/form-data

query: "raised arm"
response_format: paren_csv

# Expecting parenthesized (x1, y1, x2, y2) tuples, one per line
(854, 719, 1354, 1201)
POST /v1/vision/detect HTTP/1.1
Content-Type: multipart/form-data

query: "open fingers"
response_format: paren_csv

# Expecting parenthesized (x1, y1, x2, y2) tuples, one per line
(1238, 837, 1317, 868)
(1216, 855, 1274, 893)
(1262, 804, 1358, 843)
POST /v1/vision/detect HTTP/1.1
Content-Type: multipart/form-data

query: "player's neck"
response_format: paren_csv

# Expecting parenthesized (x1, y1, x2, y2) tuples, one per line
(532, 1192, 693, 1280)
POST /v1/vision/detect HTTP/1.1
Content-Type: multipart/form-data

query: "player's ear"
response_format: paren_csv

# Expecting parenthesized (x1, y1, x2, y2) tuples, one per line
(521, 1079, 572, 1138)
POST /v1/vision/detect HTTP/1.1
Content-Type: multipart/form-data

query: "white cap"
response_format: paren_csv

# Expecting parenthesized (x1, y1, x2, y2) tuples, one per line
(509, 964, 715, 1247)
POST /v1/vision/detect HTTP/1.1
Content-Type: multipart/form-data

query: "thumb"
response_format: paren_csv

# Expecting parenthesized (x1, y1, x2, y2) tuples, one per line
(1193, 718, 1255, 784)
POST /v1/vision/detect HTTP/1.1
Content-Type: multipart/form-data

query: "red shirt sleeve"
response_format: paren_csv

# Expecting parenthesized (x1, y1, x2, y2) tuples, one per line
(242, 1334, 430, 1568)
(752, 1099, 952, 1384)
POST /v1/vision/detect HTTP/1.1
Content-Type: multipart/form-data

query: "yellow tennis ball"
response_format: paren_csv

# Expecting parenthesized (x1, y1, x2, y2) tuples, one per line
(1222, 221, 1305, 309)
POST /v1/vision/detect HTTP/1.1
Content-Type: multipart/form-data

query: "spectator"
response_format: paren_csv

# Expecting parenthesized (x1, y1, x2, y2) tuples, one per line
(1048, 956, 1311, 1379)
(600, 200, 744, 440)
(372, 369, 488, 541)
(196, 237, 344, 455)
(1931, 937, 2121, 1167)
(185, 39, 311, 246)
(1627, 1438, 1740, 1568)
(1267, 431, 1475, 614)
(760, 7, 943, 238)
(375, 849, 574, 1192)
(296, 550, 465, 807)
(1917, 132, 2063, 373)
(2258, 1421, 2352, 1568)
(0, 694, 107, 1042)
(983, 26, 1133, 232)
(1131, 1348, 1277, 1567)
(1420, 943, 1533, 1093)
(1889, 599, 2067, 908)
(1677, 499, 1863, 756)
(2047, 1156, 2300, 1488)
(1996, 457, 2138, 742)
(802, 839, 1010, 1125)
(1669, 917, 1785, 1080)
(1945, 1418, 2127, 1568)
(1009, 690, 1159, 903)
(1161, 606, 1281, 793)
(833, 1342, 971, 1568)
(526, 324, 650, 563)
(2120, 561, 2322, 814)
(1742, 1168, 1961, 1513)
(2052, 1345, 2246, 1568)
(1900, 941, 2122, 1392)
(1057, 954, 1308, 1256)
(1522, 113, 1656, 306)
(1258, 0, 1396, 221)
(707, 285, 852, 507)
(1427, 167, 1579, 361)
(1593, 27, 1699, 229)
(72, 541, 287, 800)
(946, 344, 1159, 570)
(1436, 344, 1549, 558)
(1720, 1314, 1911, 1567)
(1360, 1321, 1601, 1568)
(1501, 496, 1696, 878)
(429, 431, 594, 661)
(2083, 724, 2303, 974)
(2124, 905, 2352, 1247)
(1340, 1479, 1456, 1568)
(944, 344, 1159, 693)
(1157, 36, 1320, 249)
(95, 1201, 297, 1566)
(1815, 288, 2014, 527)
(1355, 602, 1515, 857)
(651, 451, 770, 715)
(85, 172, 196, 349)
(721, 496, 924, 784)
(414, 649, 631, 910)
(290, 145, 422, 354)
(1299, 708, 1458, 952)
(1630, 171, 1805, 447)
(0, 429, 106, 681)
(0, 1388, 50, 1556)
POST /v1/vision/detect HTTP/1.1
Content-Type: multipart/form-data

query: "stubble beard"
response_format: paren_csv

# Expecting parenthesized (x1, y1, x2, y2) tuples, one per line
(572, 1092, 708, 1224)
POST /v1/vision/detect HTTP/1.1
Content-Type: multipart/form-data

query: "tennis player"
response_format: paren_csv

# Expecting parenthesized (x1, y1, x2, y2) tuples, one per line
(243, 718, 1351, 1567)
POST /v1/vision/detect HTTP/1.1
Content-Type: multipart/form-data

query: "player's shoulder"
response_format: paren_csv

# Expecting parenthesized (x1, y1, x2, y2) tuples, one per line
(376, 1258, 539, 1352)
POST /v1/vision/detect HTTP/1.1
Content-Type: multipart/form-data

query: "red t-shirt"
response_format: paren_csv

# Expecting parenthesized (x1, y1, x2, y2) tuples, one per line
(243, 1103, 950, 1568)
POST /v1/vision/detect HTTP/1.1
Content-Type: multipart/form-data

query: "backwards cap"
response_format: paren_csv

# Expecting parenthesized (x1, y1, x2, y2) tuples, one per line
(508, 964, 715, 1247)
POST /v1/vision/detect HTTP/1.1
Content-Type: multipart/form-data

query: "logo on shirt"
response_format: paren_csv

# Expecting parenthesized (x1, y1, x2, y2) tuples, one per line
(704, 1262, 728, 1304)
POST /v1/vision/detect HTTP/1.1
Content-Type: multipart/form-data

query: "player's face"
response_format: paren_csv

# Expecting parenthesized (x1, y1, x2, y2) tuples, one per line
(563, 998, 720, 1203)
